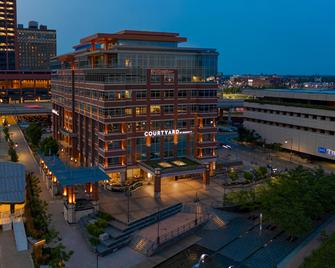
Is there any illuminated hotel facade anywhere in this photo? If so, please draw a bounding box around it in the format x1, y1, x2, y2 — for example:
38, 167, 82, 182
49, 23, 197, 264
51, 30, 218, 194
0, 0, 17, 70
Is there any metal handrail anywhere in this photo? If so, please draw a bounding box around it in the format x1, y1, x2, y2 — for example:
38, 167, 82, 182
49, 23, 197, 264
146, 214, 210, 255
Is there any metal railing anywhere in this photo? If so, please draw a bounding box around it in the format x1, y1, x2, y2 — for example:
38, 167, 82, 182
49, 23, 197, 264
146, 214, 210, 255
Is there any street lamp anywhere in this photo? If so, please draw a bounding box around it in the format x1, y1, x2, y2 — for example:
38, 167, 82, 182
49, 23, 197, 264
127, 185, 131, 223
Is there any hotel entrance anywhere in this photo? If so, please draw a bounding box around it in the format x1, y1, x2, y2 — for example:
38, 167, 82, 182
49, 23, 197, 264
139, 157, 210, 198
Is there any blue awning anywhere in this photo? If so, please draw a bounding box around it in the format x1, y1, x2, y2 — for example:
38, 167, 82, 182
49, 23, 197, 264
40, 155, 110, 186
0, 162, 25, 203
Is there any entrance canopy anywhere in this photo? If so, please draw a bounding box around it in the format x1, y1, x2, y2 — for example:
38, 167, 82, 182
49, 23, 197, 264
40, 155, 110, 186
139, 157, 205, 178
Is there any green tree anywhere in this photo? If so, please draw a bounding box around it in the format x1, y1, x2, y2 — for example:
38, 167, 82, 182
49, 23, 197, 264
45, 243, 73, 268
228, 170, 239, 182
300, 232, 335, 268
243, 171, 254, 183
26, 123, 42, 146
40, 137, 59, 156
3, 126, 9, 141
255, 166, 267, 180
8, 146, 18, 162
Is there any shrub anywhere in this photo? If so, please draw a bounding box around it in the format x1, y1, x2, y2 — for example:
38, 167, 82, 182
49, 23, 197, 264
97, 211, 112, 221
86, 224, 103, 237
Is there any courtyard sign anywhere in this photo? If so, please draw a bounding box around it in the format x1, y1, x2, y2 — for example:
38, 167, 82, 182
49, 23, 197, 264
144, 129, 192, 137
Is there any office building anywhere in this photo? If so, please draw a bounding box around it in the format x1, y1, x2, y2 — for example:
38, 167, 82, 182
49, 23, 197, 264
0, 0, 17, 70
17, 21, 56, 70
244, 89, 335, 161
51, 30, 218, 197
0, 70, 51, 103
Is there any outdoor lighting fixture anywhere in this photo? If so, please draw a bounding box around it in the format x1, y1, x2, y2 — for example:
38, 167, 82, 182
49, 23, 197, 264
158, 162, 173, 168
172, 160, 187, 166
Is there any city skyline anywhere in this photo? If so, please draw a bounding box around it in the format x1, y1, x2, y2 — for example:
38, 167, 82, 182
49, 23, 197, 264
18, 0, 335, 75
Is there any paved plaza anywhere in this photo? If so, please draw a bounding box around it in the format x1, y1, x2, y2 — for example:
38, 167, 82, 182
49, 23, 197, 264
100, 177, 224, 223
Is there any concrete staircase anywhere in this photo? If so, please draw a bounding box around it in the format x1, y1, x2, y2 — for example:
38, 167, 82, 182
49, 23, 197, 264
80, 203, 183, 256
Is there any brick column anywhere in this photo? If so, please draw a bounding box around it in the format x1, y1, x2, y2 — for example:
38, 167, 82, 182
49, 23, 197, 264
202, 165, 210, 185
154, 169, 161, 199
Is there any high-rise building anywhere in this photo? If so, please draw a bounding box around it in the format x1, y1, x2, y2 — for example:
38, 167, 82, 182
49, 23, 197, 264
51, 30, 218, 197
17, 21, 56, 70
0, 0, 17, 70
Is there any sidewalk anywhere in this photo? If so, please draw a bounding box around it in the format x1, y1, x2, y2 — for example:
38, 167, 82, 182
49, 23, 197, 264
0, 231, 33, 268
278, 215, 335, 268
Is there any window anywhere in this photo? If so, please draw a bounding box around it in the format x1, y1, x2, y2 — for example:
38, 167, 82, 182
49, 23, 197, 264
135, 122, 146, 131
136, 106, 147, 115
135, 90, 146, 99
178, 105, 188, 114
162, 105, 174, 114
164, 90, 174, 98
150, 105, 161, 113
178, 90, 187, 98
151, 90, 161, 99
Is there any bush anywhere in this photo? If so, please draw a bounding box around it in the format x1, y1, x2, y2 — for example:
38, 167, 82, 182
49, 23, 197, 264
86, 224, 103, 237
97, 211, 113, 221
89, 237, 99, 246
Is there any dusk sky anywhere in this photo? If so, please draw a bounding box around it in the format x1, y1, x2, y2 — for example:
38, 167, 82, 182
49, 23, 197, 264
18, 0, 335, 75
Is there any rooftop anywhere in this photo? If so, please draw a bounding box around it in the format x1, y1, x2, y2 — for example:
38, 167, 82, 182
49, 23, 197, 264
0, 162, 26, 204
40, 155, 110, 186
246, 88, 335, 95
79, 30, 187, 45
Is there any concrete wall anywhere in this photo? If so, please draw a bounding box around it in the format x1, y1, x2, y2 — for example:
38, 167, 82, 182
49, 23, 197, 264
244, 121, 335, 161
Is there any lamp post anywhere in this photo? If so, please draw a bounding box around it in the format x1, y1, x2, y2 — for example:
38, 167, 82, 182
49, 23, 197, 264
156, 206, 160, 245
127, 185, 130, 223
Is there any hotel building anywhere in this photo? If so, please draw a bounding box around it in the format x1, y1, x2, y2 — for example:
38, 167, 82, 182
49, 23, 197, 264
51, 30, 218, 196
0, 0, 17, 70
244, 89, 335, 161
17, 21, 56, 70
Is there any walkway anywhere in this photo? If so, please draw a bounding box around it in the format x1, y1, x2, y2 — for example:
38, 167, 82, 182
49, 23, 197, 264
278, 216, 335, 268
0, 230, 33, 268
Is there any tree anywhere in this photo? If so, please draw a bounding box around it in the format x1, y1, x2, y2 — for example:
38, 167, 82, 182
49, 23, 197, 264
40, 137, 59, 156
8, 146, 18, 162
3, 126, 9, 141
228, 169, 239, 182
45, 243, 73, 268
26, 123, 42, 146
300, 232, 335, 268
226, 167, 335, 237
255, 166, 267, 180
243, 171, 254, 183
